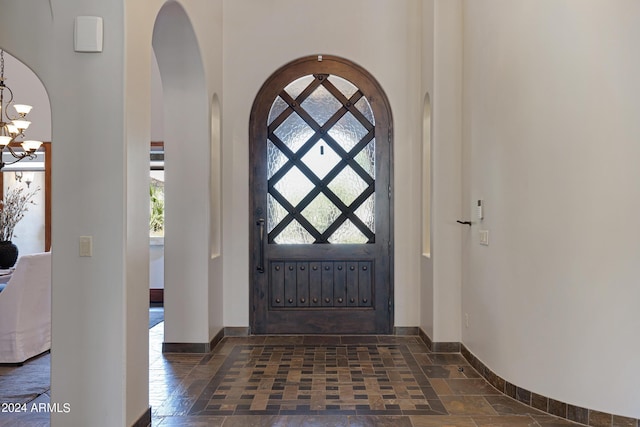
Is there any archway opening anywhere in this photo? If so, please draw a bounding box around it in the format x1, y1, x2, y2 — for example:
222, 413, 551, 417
150, 0, 212, 351
0, 47, 53, 413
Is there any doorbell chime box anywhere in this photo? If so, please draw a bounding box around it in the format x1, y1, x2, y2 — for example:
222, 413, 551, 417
74, 16, 103, 53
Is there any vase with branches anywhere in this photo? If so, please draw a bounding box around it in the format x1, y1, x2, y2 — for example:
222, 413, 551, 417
0, 186, 39, 268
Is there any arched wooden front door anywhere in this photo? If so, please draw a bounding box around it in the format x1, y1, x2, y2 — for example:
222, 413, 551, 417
250, 55, 393, 334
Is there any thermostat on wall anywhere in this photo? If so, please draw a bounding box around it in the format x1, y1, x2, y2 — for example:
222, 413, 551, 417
74, 16, 103, 53
477, 199, 484, 220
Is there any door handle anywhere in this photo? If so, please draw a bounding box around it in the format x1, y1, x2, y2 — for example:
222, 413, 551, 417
256, 218, 265, 273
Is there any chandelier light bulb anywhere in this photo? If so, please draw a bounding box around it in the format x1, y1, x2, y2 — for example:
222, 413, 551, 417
21, 140, 42, 152
12, 119, 30, 131
0, 49, 43, 170
23, 171, 35, 185
13, 104, 32, 116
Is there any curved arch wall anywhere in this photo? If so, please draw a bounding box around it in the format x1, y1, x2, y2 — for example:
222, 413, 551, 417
152, 1, 211, 345
461, 0, 640, 420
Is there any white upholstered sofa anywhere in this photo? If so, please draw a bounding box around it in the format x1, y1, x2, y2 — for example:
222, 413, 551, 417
0, 252, 51, 364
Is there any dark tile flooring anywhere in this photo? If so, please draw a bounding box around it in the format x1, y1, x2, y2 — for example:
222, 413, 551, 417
150, 325, 582, 427
1, 312, 583, 426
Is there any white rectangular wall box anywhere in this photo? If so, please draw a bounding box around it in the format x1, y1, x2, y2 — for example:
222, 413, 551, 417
479, 230, 489, 246
79, 236, 93, 257
74, 16, 103, 53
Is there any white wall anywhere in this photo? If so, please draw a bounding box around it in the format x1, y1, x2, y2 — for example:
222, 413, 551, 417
124, 3, 156, 423
420, 0, 435, 340
153, 1, 210, 345
462, 0, 640, 418
150, 50, 164, 142
0, 1, 140, 425
222, 0, 424, 328
152, 0, 224, 345
149, 239, 164, 289
420, 0, 463, 343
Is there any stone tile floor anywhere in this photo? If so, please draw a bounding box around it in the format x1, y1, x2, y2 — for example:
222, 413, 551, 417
150, 325, 581, 426
0, 319, 583, 426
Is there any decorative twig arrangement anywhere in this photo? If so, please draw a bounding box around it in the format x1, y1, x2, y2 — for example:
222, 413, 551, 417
0, 186, 39, 242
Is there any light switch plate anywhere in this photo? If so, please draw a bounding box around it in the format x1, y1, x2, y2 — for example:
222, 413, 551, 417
479, 230, 489, 246
79, 236, 93, 257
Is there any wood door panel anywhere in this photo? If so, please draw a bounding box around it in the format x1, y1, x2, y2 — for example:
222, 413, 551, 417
359, 261, 373, 307
267, 259, 374, 309
333, 262, 347, 307
296, 262, 309, 307
270, 262, 285, 307
262, 309, 381, 335
321, 262, 334, 307
309, 262, 322, 306
284, 262, 297, 307
346, 262, 359, 307
250, 55, 393, 334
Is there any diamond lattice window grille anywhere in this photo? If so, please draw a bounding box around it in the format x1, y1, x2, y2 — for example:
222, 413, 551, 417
266, 74, 376, 244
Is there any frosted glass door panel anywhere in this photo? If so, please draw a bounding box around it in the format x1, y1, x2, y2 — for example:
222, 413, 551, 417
266, 73, 376, 244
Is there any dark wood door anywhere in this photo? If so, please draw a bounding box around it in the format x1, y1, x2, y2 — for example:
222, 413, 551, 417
250, 56, 393, 334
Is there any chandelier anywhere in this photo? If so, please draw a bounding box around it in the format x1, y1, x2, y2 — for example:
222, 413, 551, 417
0, 50, 42, 170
